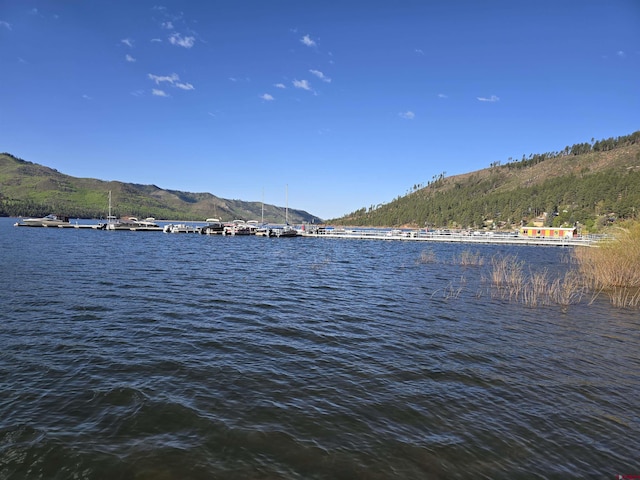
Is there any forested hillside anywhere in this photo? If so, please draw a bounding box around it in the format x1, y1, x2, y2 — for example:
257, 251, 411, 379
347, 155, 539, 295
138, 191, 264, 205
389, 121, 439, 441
332, 131, 640, 232
0, 154, 321, 224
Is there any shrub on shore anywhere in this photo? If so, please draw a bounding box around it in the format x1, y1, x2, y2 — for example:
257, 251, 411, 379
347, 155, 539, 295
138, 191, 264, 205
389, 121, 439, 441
573, 221, 640, 308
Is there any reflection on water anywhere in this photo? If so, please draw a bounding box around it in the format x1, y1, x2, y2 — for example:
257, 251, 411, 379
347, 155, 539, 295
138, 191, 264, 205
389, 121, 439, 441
1, 218, 638, 479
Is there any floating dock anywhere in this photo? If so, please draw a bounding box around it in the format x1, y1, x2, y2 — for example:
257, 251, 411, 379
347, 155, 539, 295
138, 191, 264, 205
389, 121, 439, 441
301, 229, 599, 247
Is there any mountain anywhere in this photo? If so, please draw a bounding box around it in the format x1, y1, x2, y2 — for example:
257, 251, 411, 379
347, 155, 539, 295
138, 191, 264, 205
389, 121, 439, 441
330, 131, 640, 231
0, 153, 322, 224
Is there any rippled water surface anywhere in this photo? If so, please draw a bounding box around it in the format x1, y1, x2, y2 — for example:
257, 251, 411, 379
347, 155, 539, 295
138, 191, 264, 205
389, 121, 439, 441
1, 217, 639, 479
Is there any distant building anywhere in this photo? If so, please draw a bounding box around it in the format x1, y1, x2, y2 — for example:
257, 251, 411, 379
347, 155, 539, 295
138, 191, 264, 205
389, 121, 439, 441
520, 227, 577, 238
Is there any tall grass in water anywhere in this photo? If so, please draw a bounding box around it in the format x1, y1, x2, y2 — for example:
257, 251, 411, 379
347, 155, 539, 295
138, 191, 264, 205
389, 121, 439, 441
574, 222, 640, 308
456, 249, 485, 266
490, 255, 585, 308
491, 255, 525, 301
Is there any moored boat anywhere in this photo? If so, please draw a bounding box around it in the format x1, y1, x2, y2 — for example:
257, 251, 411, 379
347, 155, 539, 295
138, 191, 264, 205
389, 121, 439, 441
200, 218, 225, 235
130, 217, 162, 231
19, 214, 70, 227
163, 223, 199, 233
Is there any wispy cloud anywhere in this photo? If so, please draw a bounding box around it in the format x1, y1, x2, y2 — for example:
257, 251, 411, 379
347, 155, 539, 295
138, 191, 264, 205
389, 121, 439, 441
260, 93, 274, 101
152, 89, 169, 97
148, 73, 194, 91
301, 34, 316, 47
292, 79, 312, 91
477, 95, 499, 102
149, 73, 179, 84
169, 32, 195, 48
175, 81, 194, 90
616, 50, 626, 58
399, 111, 415, 120
0, 21, 11, 30
309, 69, 331, 83
274, 83, 286, 89
82, 94, 92, 100
438, 93, 448, 99
121, 38, 133, 48
162, 21, 174, 30
125, 54, 136, 63
415, 48, 424, 55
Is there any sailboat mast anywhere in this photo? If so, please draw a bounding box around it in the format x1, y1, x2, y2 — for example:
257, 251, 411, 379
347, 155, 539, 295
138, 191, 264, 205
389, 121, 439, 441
285, 184, 288, 225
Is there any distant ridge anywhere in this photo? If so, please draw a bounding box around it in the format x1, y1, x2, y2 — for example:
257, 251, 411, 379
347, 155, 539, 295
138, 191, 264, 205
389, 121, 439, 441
330, 131, 640, 231
0, 153, 323, 224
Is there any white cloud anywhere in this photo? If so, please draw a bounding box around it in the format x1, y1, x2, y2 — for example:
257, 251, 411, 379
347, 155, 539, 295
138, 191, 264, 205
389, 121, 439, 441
82, 94, 92, 100
292, 79, 312, 91
121, 38, 133, 48
0, 21, 11, 30
152, 89, 169, 97
175, 82, 194, 91
309, 69, 331, 83
260, 93, 274, 101
130, 89, 145, 97
617, 50, 626, 58
169, 32, 195, 48
149, 73, 179, 84
148, 73, 194, 91
162, 21, 174, 30
477, 95, 499, 102
151, 38, 162, 43
415, 48, 424, 55
438, 93, 448, 99
399, 111, 415, 120
274, 83, 286, 89
125, 54, 136, 62
301, 34, 316, 47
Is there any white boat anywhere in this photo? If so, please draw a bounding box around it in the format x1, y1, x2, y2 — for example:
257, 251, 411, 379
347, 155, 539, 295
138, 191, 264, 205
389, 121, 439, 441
130, 217, 162, 231
106, 216, 139, 230
223, 220, 256, 235
163, 223, 199, 233
20, 214, 70, 227
255, 226, 273, 237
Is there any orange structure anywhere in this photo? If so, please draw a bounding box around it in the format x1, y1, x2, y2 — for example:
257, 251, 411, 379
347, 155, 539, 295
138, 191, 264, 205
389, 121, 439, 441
520, 227, 577, 238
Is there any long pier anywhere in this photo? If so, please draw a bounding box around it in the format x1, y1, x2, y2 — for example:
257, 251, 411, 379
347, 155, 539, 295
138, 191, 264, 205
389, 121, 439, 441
13, 220, 601, 247
301, 228, 600, 247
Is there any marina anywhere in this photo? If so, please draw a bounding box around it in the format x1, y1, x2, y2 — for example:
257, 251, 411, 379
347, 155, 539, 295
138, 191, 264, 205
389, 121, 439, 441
12, 218, 601, 246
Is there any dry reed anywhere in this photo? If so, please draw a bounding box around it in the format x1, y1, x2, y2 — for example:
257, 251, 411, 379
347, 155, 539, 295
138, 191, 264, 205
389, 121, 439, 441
574, 222, 640, 308
417, 249, 437, 264
490, 255, 585, 309
456, 249, 485, 266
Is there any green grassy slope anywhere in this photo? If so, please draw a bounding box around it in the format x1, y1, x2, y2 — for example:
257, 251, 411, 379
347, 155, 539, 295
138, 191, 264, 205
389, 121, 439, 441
0, 153, 322, 223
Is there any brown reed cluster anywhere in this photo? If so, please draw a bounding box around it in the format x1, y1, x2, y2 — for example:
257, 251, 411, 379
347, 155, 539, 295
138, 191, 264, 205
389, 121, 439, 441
573, 222, 640, 308
490, 255, 585, 309
456, 249, 485, 266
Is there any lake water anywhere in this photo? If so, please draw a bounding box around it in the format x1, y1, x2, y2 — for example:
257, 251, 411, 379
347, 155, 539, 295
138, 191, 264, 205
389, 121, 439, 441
1, 217, 638, 479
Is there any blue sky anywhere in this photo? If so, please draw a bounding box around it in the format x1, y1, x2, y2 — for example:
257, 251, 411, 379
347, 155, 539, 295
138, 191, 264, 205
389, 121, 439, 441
1, 1, 638, 220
